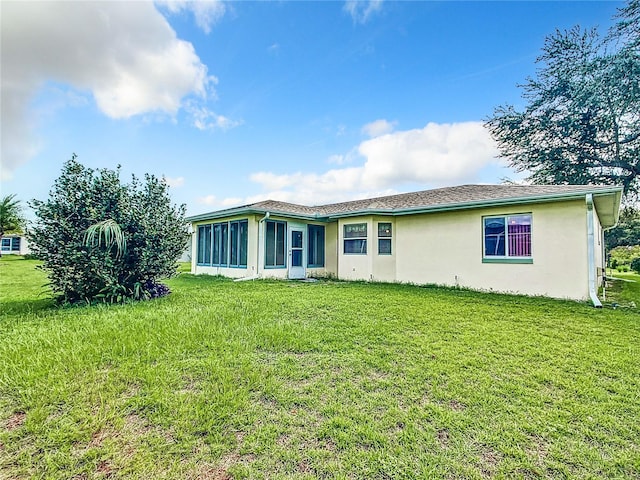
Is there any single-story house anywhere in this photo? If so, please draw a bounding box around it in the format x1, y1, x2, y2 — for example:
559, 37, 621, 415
186, 184, 622, 305
0, 234, 30, 256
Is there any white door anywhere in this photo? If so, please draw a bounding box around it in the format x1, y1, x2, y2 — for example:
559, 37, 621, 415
288, 226, 305, 279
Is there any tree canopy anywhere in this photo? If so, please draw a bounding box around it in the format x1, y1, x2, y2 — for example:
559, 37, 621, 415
29, 156, 189, 304
486, 0, 640, 199
0, 194, 26, 238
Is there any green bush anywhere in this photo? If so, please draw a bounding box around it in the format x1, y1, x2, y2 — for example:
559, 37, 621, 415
29, 156, 188, 304
631, 257, 640, 274
609, 245, 640, 267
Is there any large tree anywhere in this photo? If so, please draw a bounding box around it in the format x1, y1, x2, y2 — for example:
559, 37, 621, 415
0, 194, 26, 256
486, 1, 640, 198
29, 156, 189, 304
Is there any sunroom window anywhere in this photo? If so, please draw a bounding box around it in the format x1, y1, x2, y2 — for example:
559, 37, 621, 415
197, 220, 248, 267
265, 220, 286, 267
308, 225, 325, 267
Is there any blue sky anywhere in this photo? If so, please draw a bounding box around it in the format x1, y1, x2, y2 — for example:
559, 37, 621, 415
1, 1, 623, 217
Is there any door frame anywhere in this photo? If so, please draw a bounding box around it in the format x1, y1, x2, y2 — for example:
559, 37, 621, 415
288, 223, 306, 279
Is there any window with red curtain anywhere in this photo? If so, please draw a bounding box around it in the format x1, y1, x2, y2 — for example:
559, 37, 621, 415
483, 214, 532, 258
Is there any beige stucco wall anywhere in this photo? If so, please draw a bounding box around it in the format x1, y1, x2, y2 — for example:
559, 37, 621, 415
338, 217, 374, 281
394, 200, 590, 300
191, 197, 604, 300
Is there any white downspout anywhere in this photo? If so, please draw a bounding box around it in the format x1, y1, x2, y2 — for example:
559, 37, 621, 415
586, 194, 602, 308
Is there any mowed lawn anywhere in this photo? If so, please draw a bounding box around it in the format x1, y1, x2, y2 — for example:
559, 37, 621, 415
1, 257, 639, 479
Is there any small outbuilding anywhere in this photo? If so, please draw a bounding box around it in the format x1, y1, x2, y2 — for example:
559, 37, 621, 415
186, 184, 622, 305
0, 235, 30, 256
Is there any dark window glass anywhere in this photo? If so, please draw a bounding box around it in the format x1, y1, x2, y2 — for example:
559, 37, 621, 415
265, 220, 286, 267
344, 239, 367, 254
378, 222, 392, 237
344, 223, 367, 238
484, 215, 532, 258
276, 222, 286, 266
378, 239, 392, 255
266, 221, 275, 266
197, 225, 212, 264
292, 249, 302, 267
229, 220, 248, 267
230, 222, 239, 266
484, 218, 505, 257
239, 221, 248, 266
292, 230, 302, 248
308, 225, 325, 267
344, 223, 367, 254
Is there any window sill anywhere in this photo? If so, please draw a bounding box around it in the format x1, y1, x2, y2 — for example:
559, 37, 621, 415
482, 257, 533, 264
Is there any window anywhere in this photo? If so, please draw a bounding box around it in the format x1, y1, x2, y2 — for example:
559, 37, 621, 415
197, 220, 248, 267
229, 220, 248, 267
308, 225, 325, 267
483, 214, 532, 262
344, 223, 367, 254
11, 237, 20, 251
265, 220, 286, 267
197, 224, 212, 264
1, 238, 11, 251
378, 222, 392, 255
212, 222, 229, 266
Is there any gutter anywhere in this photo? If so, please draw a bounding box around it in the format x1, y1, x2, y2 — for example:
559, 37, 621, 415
586, 194, 602, 308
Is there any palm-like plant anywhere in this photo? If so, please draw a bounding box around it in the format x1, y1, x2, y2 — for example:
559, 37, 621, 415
0, 194, 26, 256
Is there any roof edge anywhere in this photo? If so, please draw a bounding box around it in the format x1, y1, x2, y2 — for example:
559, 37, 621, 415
327, 187, 624, 219
187, 186, 623, 223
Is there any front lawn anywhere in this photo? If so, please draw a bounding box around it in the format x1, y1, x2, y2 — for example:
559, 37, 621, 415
1, 256, 639, 478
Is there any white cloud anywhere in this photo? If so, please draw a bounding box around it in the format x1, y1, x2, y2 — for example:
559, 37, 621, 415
221, 197, 243, 207
268, 43, 280, 55
344, 0, 384, 24
220, 121, 500, 206
197, 194, 218, 205
0, 1, 227, 179
187, 103, 242, 131
361, 119, 396, 138
156, 0, 226, 34
164, 176, 185, 188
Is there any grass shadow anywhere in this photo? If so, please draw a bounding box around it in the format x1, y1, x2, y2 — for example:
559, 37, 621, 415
0, 297, 57, 317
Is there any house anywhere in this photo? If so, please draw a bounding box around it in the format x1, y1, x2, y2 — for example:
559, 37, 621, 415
0, 234, 30, 256
186, 184, 622, 305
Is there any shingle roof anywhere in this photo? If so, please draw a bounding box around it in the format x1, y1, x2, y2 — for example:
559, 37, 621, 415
316, 184, 619, 215
187, 184, 622, 224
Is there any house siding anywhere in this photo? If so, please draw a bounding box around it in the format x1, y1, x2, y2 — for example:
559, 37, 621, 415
188, 190, 617, 302
394, 199, 590, 300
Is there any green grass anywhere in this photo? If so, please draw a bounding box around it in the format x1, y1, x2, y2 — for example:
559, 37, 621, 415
605, 269, 640, 307
1, 255, 639, 479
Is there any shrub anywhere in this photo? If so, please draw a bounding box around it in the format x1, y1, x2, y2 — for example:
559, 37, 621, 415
609, 245, 640, 267
29, 156, 188, 304
631, 257, 640, 274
